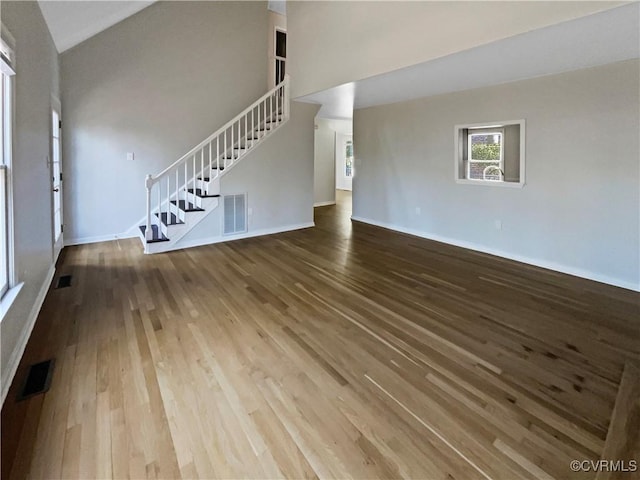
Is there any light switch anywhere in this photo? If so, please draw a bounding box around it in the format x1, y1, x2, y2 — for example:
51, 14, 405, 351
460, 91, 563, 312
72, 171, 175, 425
127, 152, 135, 161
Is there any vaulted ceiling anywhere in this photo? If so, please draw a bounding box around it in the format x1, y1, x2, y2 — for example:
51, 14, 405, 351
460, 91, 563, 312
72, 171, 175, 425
38, 1, 156, 52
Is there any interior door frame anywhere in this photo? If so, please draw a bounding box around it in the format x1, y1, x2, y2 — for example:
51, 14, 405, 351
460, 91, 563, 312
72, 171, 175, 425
335, 133, 353, 191
51, 95, 63, 262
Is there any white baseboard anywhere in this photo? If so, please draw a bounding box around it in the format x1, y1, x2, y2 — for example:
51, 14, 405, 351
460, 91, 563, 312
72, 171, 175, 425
314, 201, 336, 207
65, 232, 138, 246
1, 262, 56, 404
166, 222, 315, 253
351, 215, 639, 292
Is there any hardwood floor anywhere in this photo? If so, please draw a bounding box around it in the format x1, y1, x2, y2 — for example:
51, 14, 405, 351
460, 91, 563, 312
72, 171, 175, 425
2, 190, 639, 479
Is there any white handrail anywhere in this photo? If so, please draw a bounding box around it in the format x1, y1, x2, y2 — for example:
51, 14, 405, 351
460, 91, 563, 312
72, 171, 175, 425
150, 75, 290, 183
143, 75, 290, 242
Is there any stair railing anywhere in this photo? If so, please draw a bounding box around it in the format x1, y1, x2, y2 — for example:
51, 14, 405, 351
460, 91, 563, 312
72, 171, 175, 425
144, 75, 290, 240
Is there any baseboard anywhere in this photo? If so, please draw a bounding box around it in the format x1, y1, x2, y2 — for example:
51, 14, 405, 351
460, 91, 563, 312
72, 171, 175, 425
1, 262, 56, 404
65, 232, 138, 246
351, 216, 639, 292
166, 221, 315, 253
314, 201, 336, 207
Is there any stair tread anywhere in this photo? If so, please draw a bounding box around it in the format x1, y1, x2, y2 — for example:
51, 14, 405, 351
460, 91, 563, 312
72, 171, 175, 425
170, 200, 204, 212
139, 224, 170, 243
156, 212, 184, 225
187, 188, 220, 198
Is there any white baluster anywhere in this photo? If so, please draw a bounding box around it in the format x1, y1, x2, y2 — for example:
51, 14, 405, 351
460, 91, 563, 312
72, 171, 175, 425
217, 136, 220, 174
166, 176, 170, 222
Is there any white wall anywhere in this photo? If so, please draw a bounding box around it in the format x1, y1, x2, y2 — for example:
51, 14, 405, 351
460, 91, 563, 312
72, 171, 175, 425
352, 60, 640, 291
61, 1, 269, 244
1, 1, 60, 401
288, 1, 624, 98
314, 118, 352, 206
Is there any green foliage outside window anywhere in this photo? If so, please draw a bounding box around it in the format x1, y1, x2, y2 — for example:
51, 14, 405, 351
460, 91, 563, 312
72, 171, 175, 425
471, 143, 501, 160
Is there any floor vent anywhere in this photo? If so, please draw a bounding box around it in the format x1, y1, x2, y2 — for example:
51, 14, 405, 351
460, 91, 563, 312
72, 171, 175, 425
55, 275, 72, 289
18, 359, 55, 401
223, 193, 247, 235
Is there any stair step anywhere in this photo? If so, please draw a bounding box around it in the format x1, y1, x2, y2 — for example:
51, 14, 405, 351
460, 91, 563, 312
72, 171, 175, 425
187, 188, 220, 198
139, 224, 169, 243
170, 200, 204, 212
156, 212, 184, 226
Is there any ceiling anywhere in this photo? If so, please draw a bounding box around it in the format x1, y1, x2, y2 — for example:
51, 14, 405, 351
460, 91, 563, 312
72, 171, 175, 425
38, 1, 156, 53
298, 3, 640, 120
39, 0, 286, 53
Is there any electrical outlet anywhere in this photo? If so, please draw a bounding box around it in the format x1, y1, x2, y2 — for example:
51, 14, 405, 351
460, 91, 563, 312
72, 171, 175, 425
495, 219, 502, 230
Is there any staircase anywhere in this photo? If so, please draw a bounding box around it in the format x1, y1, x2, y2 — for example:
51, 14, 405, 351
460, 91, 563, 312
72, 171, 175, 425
138, 76, 290, 253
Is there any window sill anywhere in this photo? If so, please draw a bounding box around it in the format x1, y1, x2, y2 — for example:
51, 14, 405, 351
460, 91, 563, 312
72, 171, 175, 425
455, 179, 525, 189
0, 282, 24, 322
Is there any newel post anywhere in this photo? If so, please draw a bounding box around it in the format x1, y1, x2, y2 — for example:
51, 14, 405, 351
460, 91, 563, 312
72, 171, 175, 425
283, 74, 290, 120
145, 174, 153, 241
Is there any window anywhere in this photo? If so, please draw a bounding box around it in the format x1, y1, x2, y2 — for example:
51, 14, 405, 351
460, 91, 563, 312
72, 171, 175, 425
455, 120, 525, 187
1, 27, 15, 299
345, 139, 353, 177
274, 29, 286, 85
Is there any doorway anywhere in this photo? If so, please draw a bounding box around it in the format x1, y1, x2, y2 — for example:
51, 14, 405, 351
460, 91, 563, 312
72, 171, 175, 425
336, 134, 353, 192
51, 100, 63, 260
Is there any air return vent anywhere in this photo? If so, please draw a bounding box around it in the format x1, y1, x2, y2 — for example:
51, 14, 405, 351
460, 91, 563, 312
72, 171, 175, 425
55, 274, 72, 289
223, 194, 247, 235
18, 359, 55, 401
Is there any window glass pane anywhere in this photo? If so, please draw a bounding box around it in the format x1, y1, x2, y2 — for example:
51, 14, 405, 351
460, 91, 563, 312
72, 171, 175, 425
275, 31, 286, 58
345, 140, 353, 177
468, 132, 502, 181
52, 110, 60, 138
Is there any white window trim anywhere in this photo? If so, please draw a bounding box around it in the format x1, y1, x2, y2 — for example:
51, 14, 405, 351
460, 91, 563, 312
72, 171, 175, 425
454, 119, 526, 188
467, 128, 504, 183
1, 23, 18, 318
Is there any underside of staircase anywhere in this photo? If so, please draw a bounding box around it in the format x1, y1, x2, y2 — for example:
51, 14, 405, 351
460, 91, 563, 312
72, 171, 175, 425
137, 77, 289, 254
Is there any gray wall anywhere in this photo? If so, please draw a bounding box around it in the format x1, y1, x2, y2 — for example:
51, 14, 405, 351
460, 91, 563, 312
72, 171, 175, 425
61, 1, 269, 243
353, 60, 639, 290
1, 1, 60, 398
314, 119, 336, 206
313, 118, 352, 206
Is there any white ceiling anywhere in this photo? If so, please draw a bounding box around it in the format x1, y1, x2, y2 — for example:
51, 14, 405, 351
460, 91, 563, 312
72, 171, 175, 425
299, 3, 640, 120
38, 1, 156, 53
